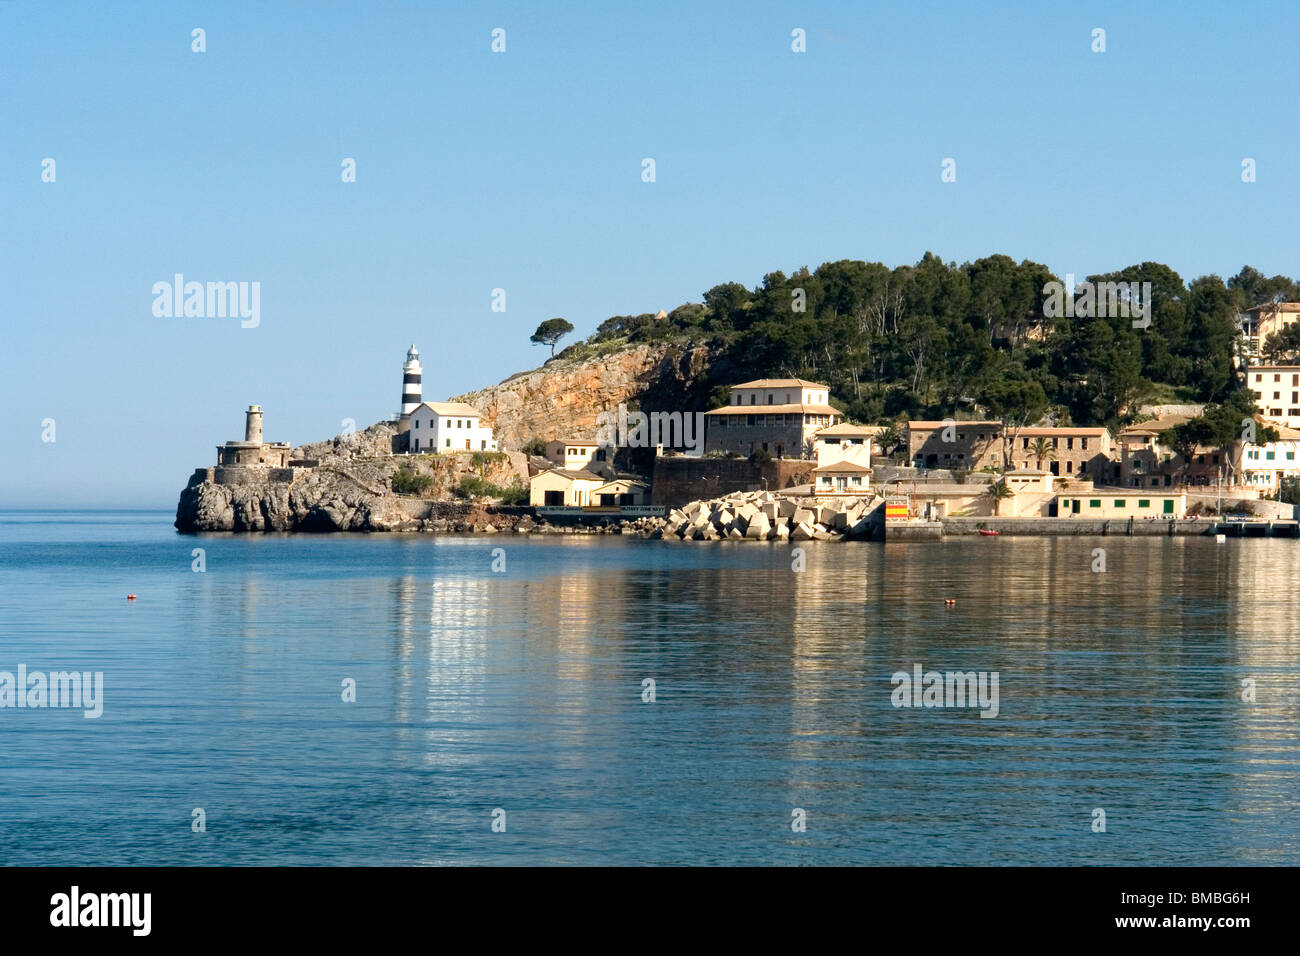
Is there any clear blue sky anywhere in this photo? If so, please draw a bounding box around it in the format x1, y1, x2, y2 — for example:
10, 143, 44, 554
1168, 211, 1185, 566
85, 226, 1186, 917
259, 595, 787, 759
4, 0, 1298, 507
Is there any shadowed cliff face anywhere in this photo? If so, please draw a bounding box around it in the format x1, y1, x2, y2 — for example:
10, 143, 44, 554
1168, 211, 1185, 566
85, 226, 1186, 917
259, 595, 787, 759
452, 342, 713, 449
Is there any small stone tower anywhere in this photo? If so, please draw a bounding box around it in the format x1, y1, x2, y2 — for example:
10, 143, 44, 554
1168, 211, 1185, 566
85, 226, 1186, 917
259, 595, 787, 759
401, 345, 422, 419
244, 404, 263, 443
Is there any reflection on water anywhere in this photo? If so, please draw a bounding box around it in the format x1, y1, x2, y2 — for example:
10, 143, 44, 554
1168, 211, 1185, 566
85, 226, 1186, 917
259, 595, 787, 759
0, 512, 1296, 865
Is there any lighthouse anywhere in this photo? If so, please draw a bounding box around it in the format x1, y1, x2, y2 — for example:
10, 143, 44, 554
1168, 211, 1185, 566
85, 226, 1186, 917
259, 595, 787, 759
401, 345, 422, 419
244, 404, 263, 443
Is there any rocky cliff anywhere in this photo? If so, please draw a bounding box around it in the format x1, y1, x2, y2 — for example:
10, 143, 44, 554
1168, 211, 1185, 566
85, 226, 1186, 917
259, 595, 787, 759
453, 342, 712, 448
177, 339, 716, 533
176, 422, 529, 533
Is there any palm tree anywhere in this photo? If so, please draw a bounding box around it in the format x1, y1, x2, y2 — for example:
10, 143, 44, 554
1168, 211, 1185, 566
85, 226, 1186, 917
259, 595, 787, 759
1028, 437, 1057, 471
876, 422, 903, 461
985, 479, 1014, 516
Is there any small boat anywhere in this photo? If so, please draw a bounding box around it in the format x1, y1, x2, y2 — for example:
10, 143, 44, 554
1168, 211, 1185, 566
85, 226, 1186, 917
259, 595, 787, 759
978, 529, 1000, 536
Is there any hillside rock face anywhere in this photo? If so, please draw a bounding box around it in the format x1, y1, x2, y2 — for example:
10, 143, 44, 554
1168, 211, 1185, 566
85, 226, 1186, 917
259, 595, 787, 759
453, 342, 711, 449
176, 440, 529, 533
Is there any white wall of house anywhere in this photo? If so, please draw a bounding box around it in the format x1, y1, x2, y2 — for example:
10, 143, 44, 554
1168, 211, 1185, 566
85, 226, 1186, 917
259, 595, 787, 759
409, 405, 498, 454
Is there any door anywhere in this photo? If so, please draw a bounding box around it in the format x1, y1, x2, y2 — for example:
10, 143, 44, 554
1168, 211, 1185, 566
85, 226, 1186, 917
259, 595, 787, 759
1163, 499, 1174, 514
1072, 499, 1080, 515
465, 439, 471, 450
544, 490, 564, 506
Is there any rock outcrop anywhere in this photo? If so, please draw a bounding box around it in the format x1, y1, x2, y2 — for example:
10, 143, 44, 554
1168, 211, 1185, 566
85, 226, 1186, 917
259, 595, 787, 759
176, 431, 529, 533
452, 342, 711, 449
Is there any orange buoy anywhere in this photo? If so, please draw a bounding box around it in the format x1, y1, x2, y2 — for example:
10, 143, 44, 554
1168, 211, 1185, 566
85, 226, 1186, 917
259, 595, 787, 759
127, 594, 137, 601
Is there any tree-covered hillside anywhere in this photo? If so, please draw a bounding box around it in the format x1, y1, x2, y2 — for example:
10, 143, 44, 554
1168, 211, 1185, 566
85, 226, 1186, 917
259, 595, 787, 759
565, 255, 1299, 431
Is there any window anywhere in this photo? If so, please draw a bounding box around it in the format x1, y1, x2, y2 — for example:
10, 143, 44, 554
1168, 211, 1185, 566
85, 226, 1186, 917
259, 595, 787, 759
1022, 437, 1029, 449
1138, 499, 1150, 508
1081, 437, 1089, 450
1288, 452, 1295, 461
749, 394, 756, 405
1276, 374, 1282, 382
596, 449, 607, 461
747, 416, 755, 426
414, 420, 419, 428
1163, 499, 1174, 514
767, 395, 773, 404
1089, 500, 1101, 508
1067, 437, 1074, 450
1267, 451, 1275, 460
1067, 461, 1074, 473
445, 438, 451, 448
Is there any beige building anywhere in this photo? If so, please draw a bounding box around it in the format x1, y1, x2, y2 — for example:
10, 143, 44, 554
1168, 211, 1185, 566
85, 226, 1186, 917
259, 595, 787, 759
1238, 302, 1300, 364
705, 378, 841, 458
1007, 426, 1111, 480
543, 439, 614, 478
1246, 365, 1300, 429
907, 421, 1004, 471
812, 460, 872, 495
814, 422, 874, 469
590, 478, 651, 506
529, 468, 605, 506
1118, 414, 1227, 489
1057, 488, 1187, 518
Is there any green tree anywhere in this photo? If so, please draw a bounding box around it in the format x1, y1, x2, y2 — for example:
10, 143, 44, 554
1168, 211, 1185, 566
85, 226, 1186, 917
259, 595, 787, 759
983, 377, 1049, 470
1028, 437, 1056, 470
530, 318, 575, 356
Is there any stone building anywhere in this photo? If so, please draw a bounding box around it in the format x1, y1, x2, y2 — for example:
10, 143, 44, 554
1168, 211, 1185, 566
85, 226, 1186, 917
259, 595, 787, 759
216, 405, 291, 467
1006, 426, 1112, 479
704, 378, 842, 458
906, 421, 1004, 471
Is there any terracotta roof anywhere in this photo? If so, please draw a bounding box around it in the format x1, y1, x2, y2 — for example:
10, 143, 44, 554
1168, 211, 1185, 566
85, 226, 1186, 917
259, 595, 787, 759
1245, 303, 1300, 314
907, 420, 1002, 430
706, 404, 840, 416
816, 422, 881, 437
534, 467, 606, 482
1120, 414, 1195, 435
593, 478, 650, 492
813, 460, 873, 473
414, 401, 483, 417
730, 378, 829, 389
1015, 426, 1108, 437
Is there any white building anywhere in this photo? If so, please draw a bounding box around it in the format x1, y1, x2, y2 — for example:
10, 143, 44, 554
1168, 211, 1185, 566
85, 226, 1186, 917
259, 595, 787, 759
813, 422, 874, 469
1239, 422, 1300, 496
408, 401, 497, 454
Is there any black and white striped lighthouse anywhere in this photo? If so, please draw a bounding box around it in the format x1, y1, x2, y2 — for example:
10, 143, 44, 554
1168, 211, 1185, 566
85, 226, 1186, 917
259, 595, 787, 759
401, 345, 422, 419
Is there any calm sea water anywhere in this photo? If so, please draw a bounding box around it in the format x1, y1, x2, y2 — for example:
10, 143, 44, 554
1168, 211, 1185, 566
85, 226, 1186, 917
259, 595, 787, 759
0, 510, 1297, 865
